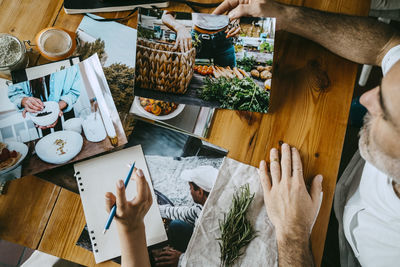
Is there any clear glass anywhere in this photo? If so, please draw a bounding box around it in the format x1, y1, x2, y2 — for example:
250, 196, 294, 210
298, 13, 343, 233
0, 33, 28, 75
38, 29, 72, 58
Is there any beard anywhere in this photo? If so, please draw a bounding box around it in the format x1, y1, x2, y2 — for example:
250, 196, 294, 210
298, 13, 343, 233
359, 113, 400, 183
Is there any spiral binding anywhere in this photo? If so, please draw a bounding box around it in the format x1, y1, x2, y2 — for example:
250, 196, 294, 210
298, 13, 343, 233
75, 171, 99, 253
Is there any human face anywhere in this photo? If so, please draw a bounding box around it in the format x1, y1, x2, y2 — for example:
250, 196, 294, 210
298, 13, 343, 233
189, 183, 201, 204
359, 61, 400, 182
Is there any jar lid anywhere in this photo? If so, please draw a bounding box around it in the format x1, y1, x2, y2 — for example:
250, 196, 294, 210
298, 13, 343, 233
35, 27, 76, 61
0, 33, 25, 68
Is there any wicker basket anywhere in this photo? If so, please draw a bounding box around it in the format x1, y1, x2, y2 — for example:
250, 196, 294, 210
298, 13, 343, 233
136, 38, 196, 94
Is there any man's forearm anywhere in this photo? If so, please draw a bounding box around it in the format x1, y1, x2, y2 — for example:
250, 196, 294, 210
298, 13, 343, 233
276, 234, 314, 267
279, 4, 400, 65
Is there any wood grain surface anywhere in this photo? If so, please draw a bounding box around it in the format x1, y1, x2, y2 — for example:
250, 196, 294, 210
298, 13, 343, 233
0, 0, 370, 266
0, 176, 60, 248
37, 189, 119, 267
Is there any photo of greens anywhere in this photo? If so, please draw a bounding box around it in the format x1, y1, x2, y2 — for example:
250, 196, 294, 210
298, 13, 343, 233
135, 8, 276, 114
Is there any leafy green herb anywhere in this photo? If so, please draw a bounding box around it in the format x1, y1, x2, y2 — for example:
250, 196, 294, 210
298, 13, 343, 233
138, 25, 155, 39
266, 59, 273, 66
259, 42, 274, 53
199, 77, 270, 113
237, 56, 256, 72
217, 184, 257, 267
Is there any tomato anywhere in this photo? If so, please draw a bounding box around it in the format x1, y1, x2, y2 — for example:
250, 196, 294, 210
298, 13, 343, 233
152, 105, 162, 116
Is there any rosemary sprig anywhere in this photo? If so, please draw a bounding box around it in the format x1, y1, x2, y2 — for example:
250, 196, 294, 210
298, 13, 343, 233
217, 184, 257, 267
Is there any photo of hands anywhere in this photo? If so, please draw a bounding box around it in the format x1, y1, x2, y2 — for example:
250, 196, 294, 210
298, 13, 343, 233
135, 7, 276, 113
0, 54, 127, 180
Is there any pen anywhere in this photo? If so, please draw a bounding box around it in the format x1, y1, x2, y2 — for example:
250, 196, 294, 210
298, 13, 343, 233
103, 162, 136, 234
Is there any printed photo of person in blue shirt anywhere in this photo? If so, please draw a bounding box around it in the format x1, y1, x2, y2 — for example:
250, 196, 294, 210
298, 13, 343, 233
8, 65, 82, 130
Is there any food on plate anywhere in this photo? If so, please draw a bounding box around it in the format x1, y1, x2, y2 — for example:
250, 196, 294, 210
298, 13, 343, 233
0, 143, 21, 171
54, 139, 66, 155
194, 65, 213, 76
36, 111, 52, 117
251, 69, 260, 78
139, 97, 178, 116
260, 70, 272, 80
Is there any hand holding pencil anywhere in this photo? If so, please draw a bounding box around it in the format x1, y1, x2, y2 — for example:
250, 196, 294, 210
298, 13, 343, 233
105, 167, 153, 267
104, 168, 153, 234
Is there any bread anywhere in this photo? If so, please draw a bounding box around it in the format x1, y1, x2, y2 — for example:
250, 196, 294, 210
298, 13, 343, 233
260, 70, 272, 80
251, 69, 260, 78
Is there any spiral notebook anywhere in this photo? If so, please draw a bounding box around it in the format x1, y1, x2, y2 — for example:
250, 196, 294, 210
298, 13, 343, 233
74, 145, 167, 263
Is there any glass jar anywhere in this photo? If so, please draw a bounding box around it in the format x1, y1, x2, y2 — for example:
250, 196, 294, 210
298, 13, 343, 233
0, 33, 28, 75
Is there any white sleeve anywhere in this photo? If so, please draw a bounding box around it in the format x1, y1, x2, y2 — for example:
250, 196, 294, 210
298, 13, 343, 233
381, 44, 400, 76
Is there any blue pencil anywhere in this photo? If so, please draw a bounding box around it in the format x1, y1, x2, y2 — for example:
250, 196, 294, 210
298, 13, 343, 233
103, 162, 136, 234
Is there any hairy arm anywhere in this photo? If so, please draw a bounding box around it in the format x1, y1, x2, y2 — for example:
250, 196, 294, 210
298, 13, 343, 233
284, 5, 400, 65
214, 0, 400, 65
258, 144, 323, 267
276, 234, 314, 267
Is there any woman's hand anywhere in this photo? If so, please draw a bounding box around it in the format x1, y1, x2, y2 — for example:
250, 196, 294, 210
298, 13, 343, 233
105, 168, 153, 234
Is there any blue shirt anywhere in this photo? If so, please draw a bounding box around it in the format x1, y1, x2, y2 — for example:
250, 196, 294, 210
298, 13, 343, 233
8, 64, 82, 113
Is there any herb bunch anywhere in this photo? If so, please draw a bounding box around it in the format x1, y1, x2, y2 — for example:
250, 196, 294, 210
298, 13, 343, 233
237, 56, 256, 72
199, 77, 270, 113
217, 184, 257, 267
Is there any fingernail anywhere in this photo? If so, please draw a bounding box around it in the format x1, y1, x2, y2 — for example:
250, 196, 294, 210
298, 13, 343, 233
137, 169, 144, 177
260, 160, 266, 168
117, 180, 124, 188
316, 175, 323, 183
291, 147, 296, 151
271, 148, 277, 153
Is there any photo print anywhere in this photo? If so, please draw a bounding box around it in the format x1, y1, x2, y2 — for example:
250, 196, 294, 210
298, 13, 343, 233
134, 7, 276, 113
0, 54, 127, 181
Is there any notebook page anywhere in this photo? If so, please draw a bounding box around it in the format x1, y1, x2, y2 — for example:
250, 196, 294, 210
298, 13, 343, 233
74, 145, 167, 263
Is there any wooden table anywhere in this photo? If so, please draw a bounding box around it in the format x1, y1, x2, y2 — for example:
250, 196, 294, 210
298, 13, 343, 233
0, 0, 369, 266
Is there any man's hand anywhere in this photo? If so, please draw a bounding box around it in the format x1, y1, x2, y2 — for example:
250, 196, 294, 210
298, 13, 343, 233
174, 25, 192, 53
105, 168, 153, 234
259, 143, 322, 266
155, 247, 182, 267
21, 97, 44, 114
225, 19, 241, 38
259, 143, 323, 240
213, 0, 283, 22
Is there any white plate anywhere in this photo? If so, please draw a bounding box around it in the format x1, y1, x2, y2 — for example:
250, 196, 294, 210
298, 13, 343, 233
0, 141, 28, 175
35, 131, 83, 165
134, 97, 185, 121
27, 101, 59, 127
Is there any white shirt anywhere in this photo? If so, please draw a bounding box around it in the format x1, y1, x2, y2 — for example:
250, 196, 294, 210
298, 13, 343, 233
343, 44, 400, 266
343, 163, 400, 267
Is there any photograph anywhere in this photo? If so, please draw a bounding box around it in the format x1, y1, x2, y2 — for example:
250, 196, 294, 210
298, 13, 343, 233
73, 14, 137, 114
134, 7, 276, 113
0, 54, 127, 181
77, 119, 228, 266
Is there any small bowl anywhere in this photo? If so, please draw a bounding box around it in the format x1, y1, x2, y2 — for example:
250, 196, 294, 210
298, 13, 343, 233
27, 101, 59, 127
64, 118, 83, 134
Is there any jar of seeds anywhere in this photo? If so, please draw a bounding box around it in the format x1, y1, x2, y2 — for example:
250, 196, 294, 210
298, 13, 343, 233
0, 33, 28, 75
